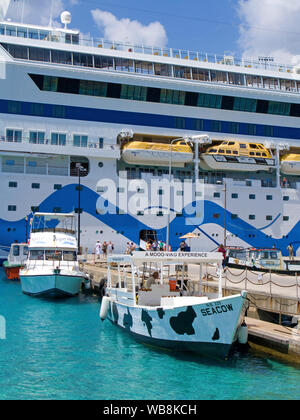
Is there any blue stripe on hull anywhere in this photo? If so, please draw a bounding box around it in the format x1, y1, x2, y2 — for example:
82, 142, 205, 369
0, 98, 300, 141
23, 288, 74, 298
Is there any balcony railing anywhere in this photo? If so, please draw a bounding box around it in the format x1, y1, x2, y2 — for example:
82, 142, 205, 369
0, 22, 295, 75
0, 134, 119, 151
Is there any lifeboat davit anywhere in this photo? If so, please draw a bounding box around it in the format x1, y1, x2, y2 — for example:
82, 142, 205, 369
121, 140, 193, 167
200, 141, 275, 172
281, 154, 300, 175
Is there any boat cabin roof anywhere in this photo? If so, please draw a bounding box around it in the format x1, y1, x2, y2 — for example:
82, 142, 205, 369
108, 251, 223, 266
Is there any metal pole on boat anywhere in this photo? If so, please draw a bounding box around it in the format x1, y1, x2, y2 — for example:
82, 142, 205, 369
131, 262, 136, 306
166, 138, 179, 251
218, 262, 223, 298
199, 263, 203, 295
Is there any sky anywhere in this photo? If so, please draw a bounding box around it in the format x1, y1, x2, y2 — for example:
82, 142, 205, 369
3, 0, 300, 65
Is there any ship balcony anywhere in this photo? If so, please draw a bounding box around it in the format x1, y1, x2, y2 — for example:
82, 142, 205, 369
0, 134, 120, 159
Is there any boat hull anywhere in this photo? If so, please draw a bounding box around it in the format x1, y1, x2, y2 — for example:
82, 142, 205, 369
106, 293, 247, 359
20, 274, 85, 297
3, 262, 22, 281
122, 149, 193, 167
281, 161, 300, 175
200, 154, 275, 172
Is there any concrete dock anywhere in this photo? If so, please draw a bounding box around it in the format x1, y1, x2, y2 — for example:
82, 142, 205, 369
82, 257, 300, 363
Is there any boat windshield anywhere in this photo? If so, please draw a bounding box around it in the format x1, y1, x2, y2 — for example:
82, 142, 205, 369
29, 250, 44, 260
29, 250, 77, 261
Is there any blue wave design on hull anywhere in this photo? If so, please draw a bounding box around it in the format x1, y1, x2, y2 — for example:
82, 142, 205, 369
0, 184, 298, 256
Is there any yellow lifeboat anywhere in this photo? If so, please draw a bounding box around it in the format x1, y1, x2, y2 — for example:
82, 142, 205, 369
200, 140, 275, 172
121, 140, 193, 167
281, 154, 300, 175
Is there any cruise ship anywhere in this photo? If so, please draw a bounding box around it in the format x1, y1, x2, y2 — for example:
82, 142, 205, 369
1, 2, 300, 256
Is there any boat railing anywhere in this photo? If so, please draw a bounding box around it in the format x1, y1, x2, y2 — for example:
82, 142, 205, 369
30, 228, 76, 235
0, 22, 295, 74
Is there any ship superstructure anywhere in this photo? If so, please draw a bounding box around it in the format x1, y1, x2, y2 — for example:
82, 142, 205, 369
1, 6, 300, 255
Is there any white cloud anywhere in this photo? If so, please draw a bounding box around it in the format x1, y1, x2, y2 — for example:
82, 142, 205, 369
237, 0, 300, 65
91, 9, 168, 47
5, 0, 65, 26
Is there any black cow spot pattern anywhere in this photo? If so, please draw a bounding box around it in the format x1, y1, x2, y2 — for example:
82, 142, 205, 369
169, 306, 197, 336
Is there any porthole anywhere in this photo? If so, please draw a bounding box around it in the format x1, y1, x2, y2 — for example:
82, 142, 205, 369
98, 162, 104, 168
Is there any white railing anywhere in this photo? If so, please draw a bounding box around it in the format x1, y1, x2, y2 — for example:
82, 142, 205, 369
0, 22, 295, 75
0, 134, 119, 151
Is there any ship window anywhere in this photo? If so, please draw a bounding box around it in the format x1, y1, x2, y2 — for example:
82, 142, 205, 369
213, 192, 220, 198
192, 68, 210, 81
240, 144, 247, 148
266, 195, 273, 200
283, 216, 289, 221
209, 149, 217, 153
54, 184, 62, 190
249, 144, 258, 149
31, 183, 40, 189
115, 58, 134, 72
232, 151, 238, 155
73, 53, 93, 67
52, 50, 72, 65
283, 196, 289, 201
8, 101, 22, 114
255, 152, 261, 157
29, 47, 50, 62
51, 133, 66, 145
43, 76, 58, 92
6, 129, 22, 143
264, 126, 274, 137
213, 213, 220, 219
174, 66, 191, 79
9, 182, 17, 188
218, 149, 225, 154
225, 150, 232, 154
249, 194, 256, 199
8, 205, 16, 211
135, 61, 154, 75
211, 121, 222, 132
73, 135, 88, 147
246, 124, 257, 135
94, 55, 114, 70
266, 215, 273, 221
262, 153, 267, 157
231, 214, 238, 219
268, 101, 291, 116
31, 206, 39, 212
232, 193, 238, 198
121, 84, 147, 101
198, 94, 222, 109
250, 152, 255, 156
79, 80, 107, 97
160, 89, 185, 105
249, 215, 255, 220
29, 131, 45, 144
228, 142, 235, 146
233, 97, 257, 112
174, 117, 186, 129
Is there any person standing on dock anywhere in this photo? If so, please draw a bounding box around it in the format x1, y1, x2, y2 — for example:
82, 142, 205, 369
218, 244, 227, 268
287, 244, 294, 260
95, 240, 102, 260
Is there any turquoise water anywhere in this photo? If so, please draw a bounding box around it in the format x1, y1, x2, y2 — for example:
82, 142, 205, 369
0, 268, 300, 400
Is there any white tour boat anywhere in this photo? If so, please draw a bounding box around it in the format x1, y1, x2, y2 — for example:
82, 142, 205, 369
20, 212, 89, 298
100, 251, 249, 359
